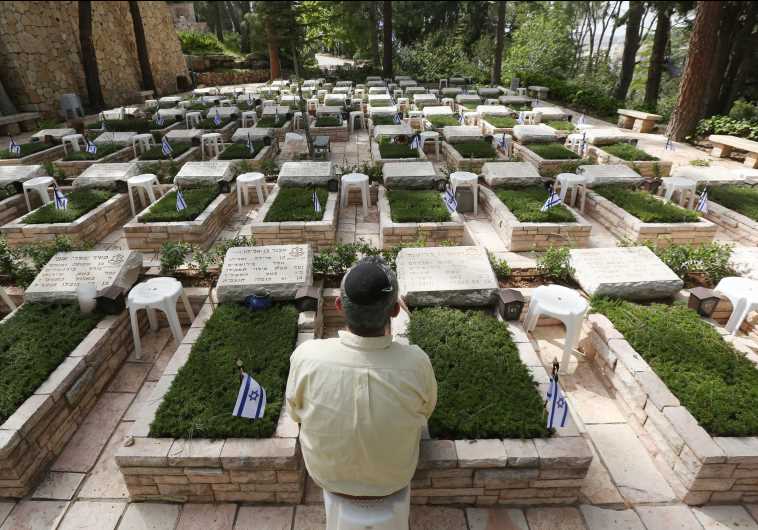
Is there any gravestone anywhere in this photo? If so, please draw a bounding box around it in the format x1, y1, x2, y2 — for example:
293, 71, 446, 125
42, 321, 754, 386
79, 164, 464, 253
512, 125, 558, 144
481, 162, 541, 187
424, 106, 454, 117
73, 163, 139, 190
216, 244, 313, 303
93, 132, 138, 146
157, 108, 186, 120
577, 165, 645, 186
0, 165, 45, 187
477, 105, 510, 117
24, 250, 143, 303
277, 162, 335, 187
382, 161, 438, 189
174, 161, 234, 187
397, 246, 498, 307
31, 128, 76, 143
730, 247, 758, 280
231, 127, 274, 144
165, 129, 202, 143
206, 106, 240, 119
569, 246, 683, 300
442, 126, 482, 144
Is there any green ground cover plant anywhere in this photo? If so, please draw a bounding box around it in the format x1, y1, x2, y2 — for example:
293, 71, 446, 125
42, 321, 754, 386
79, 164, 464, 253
526, 143, 580, 160
495, 186, 576, 223
0, 184, 18, 201
408, 307, 549, 439
452, 141, 497, 158
594, 185, 699, 223
624, 240, 735, 286
198, 117, 235, 129
138, 143, 192, 161
256, 117, 288, 128
482, 115, 516, 128
387, 190, 451, 223
428, 115, 459, 128
24, 189, 113, 224
314, 116, 342, 127
0, 235, 88, 288
378, 143, 419, 159
546, 120, 576, 131
707, 186, 758, 221
593, 298, 758, 437
89, 118, 162, 134
150, 304, 297, 438
0, 142, 53, 159
140, 186, 219, 223
537, 246, 575, 283
602, 142, 659, 161
218, 142, 264, 160
61, 143, 122, 161
264, 187, 328, 222
371, 115, 397, 126
0, 303, 100, 424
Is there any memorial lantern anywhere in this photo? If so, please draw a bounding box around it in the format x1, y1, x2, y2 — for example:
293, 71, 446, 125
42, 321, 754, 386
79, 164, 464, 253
295, 286, 320, 312
497, 289, 525, 321
688, 287, 720, 317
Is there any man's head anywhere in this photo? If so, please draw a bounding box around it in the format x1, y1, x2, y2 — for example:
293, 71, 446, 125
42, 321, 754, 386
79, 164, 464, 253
336, 256, 400, 337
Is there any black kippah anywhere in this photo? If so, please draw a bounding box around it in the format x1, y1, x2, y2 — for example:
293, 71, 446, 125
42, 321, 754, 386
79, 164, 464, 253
344, 262, 393, 305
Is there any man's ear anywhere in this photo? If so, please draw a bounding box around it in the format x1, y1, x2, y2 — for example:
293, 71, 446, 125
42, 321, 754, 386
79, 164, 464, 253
389, 301, 401, 318
335, 297, 343, 313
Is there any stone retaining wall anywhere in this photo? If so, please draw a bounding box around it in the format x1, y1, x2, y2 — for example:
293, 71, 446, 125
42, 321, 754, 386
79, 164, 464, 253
480, 186, 591, 251
135, 146, 200, 173
703, 200, 758, 245
196, 69, 270, 86
442, 142, 506, 173
309, 121, 349, 143
0, 193, 40, 227
370, 143, 427, 166
587, 145, 672, 178
514, 144, 582, 178
0, 193, 131, 247
54, 147, 135, 178
0, 145, 65, 167
584, 190, 716, 247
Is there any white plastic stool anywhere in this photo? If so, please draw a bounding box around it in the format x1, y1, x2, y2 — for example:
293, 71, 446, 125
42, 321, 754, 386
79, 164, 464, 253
524, 111, 542, 125
127, 277, 195, 360
186, 111, 202, 129
219, 99, 233, 107
450, 171, 479, 215
241, 111, 257, 128
397, 98, 410, 113
524, 285, 588, 374
177, 100, 191, 109
22, 176, 55, 211
132, 133, 154, 158
463, 111, 479, 126
201, 133, 222, 160
237, 172, 266, 211
323, 487, 410, 530
419, 131, 440, 157
715, 277, 758, 335
293, 111, 304, 130
62, 134, 86, 154
127, 174, 162, 216
341, 173, 370, 217
565, 133, 586, 156
144, 99, 158, 110
349, 111, 366, 132
442, 98, 455, 110
0, 286, 16, 312
660, 177, 697, 209
517, 88, 527, 96
555, 173, 589, 206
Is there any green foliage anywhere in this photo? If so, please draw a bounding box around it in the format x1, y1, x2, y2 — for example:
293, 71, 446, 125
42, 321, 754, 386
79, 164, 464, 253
696, 115, 758, 141
314, 116, 342, 127
626, 240, 735, 286
603, 143, 659, 162
453, 141, 497, 159
260, 159, 279, 178
537, 246, 574, 283
408, 307, 549, 439
159, 241, 193, 274
312, 242, 377, 277
24, 189, 113, 224
141, 187, 219, 223
0, 142, 53, 159
150, 304, 299, 439
218, 142, 263, 160
371, 115, 398, 126
428, 115, 460, 128
139, 143, 192, 161
387, 190, 451, 223
0, 235, 85, 288
594, 185, 699, 223
482, 115, 516, 128
707, 186, 758, 222
89, 119, 158, 134
264, 187, 328, 222
592, 299, 758, 437
690, 159, 711, 167
0, 304, 100, 424
488, 251, 512, 281
197, 117, 234, 130
61, 143, 122, 161
256, 116, 288, 128
526, 143, 580, 160
379, 143, 419, 159
546, 120, 575, 132
336, 160, 383, 184
504, 12, 575, 80
495, 186, 575, 223
396, 30, 493, 83
158, 235, 255, 275
0, 185, 17, 201
515, 71, 621, 118
728, 100, 758, 123
178, 31, 225, 55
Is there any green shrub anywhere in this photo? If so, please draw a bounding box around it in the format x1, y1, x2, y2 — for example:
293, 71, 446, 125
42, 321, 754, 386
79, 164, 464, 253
89, 119, 157, 134
526, 143, 580, 160
264, 187, 328, 222
387, 190, 450, 223
594, 185, 699, 223
488, 251, 512, 280
629, 240, 735, 286
218, 142, 263, 160
178, 31, 225, 55
61, 143, 122, 161
140, 187, 219, 223
603, 143, 659, 161
495, 186, 576, 223
314, 116, 342, 127
696, 115, 758, 141
0, 142, 53, 159
408, 307, 548, 439
379, 143, 419, 159
690, 159, 711, 167
24, 189, 113, 224
371, 115, 397, 126
453, 141, 497, 159
256, 116, 289, 128
0, 304, 101, 424
0, 235, 86, 288
428, 115, 459, 128
707, 186, 758, 222
0, 184, 18, 201
536, 246, 574, 283
593, 298, 758, 437
150, 304, 298, 438
546, 120, 575, 132
198, 117, 234, 130
482, 115, 516, 128
159, 241, 194, 274
728, 99, 758, 123
138, 143, 192, 161
313, 242, 376, 277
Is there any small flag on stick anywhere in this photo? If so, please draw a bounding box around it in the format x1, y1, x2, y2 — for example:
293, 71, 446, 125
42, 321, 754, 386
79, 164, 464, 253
161, 137, 173, 157
497, 134, 510, 157
410, 133, 422, 150
665, 136, 675, 151
213, 112, 222, 126
86, 138, 98, 155
176, 190, 187, 212
517, 111, 525, 125
577, 114, 585, 126
8, 136, 21, 156
540, 186, 562, 212
546, 361, 569, 430
53, 186, 68, 210
312, 189, 321, 213
443, 184, 458, 213
696, 188, 709, 213
232, 372, 267, 420
393, 113, 402, 125
154, 113, 164, 127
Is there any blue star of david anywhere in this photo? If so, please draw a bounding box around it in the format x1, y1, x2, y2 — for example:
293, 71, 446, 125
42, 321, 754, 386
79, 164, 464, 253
248, 389, 260, 401
557, 397, 566, 408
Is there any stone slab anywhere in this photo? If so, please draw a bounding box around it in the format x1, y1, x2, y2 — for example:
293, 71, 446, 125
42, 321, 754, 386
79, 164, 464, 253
31, 128, 77, 143
729, 247, 758, 280
476, 105, 510, 116
93, 132, 138, 146
0, 164, 45, 187
442, 126, 482, 144
512, 125, 557, 144
164, 129, 202, 143
118, 503, 180, 530
397, 246, 497, 307
692, 506, 758, 530
455, 95, 483, 104
670, 165, 743, 186
424, 106, 454, 117
157, 108, 186, 120
73, 163, 139, 190
481, 162, 541, 186
583, 128, 634, 146
580, 506, 645, 530
569, 246, 683, 300
382, 161, 437, 188
635, 505, 703, 530
373, 124, 413, 139
206, 106, 240, 118
277, 161, 335, 187
467, 508, 528, 530
531, 107, 568, 121
174, 161, 235, 187
577, 164, 645, 186
25, 250, 143, 303
216, 244, 313, 303
231, 127, 274, 144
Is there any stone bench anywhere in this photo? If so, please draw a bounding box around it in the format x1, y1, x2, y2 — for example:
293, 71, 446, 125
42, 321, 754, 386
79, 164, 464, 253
0, 112, 41, 135
616, 109, 662, 133
709, 134, 758, 168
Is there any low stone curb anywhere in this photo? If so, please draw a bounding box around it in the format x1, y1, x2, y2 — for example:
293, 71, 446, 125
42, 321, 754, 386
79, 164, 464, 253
587, 145, 673, 178
0, 145, 65, 167
442, 142, 507, 173
53, 146, 135, 178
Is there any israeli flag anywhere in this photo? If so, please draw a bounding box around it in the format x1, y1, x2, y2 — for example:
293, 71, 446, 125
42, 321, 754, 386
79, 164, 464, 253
246, 134, 255, 154
86, 139, 98, 155
161, 136, 173, 157
232, 372, 267, 420
696, 188, 708, 214
497, 134, 509, 155
517, 111, 525, 125
410, 133, 422, 150
580, 132, 587, 156
8, 136, 21, 156
577, 114, 585, 126
443, 184, 458, 213
546, 376, 569, 429
154, 113, 164, 127
313, 190, 321, 213
540, 187, 562, 212
393, 113, 402, 125
213, 112, 222, 126
176, 190, 187, 212
665, 136, 675, 151
459, 112, 465, 125
53, 187, 68, 210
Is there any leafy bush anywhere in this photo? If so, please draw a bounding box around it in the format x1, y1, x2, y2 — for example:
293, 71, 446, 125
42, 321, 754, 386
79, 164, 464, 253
696, 115, 758, 141
379, 143, 419, 159
428, 116, 460, 128
140, 187, 219, 223
593, 298, 758, 437
537, 246, 574, 283
256, 116, 289, 128
690, 159, 711, 167
159, 241, 193, 274
594, 185, 699, 223
707, 185, 758, 221
90, 119, 156, 134
626, 240, 735, 286
495, 186, 576, 223
488, 252, 512, 281
408, 307, 548, 439
482, 115, 515, 128
264, 187, 328, 222
337, 161, 383, 184
603, 143, 659, 162
314, 116, 342, 127
728, 99, 758, 123
546, 120, 575, 132
139, 143, 192, 161
0, 235, 86, 288
371, 115, 397, 126
526, 143, 580, 160
178, 31, 225, 55
387, 190, 450, 223
218, 142, 263, 160
197, 117, 234, 130
24, 189, 113, 224
514, 71, 621, 119
453, 141, 497, 159
61, 143, 122, 161
150, 304, 298, 438
0, 142, 53, 159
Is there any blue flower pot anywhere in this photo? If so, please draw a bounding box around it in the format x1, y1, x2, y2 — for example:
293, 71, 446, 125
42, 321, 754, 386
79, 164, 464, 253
245, 292, 272, 311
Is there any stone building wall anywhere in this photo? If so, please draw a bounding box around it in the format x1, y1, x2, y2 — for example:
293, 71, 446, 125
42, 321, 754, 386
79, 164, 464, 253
0, 1, 189, 116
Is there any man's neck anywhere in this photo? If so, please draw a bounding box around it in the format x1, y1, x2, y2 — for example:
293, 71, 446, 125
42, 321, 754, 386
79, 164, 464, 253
347, 327, 387, 338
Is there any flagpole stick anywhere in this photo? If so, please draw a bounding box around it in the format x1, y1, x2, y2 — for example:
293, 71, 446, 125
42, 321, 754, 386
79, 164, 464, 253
236, 359, 244, 382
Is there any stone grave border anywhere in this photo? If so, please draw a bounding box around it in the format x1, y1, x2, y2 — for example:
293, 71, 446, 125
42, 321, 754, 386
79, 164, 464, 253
514, 143, 584, 177
261, 121, 292, 143
370, 142, 428, 166
0, 144, 65, 167
212, 142, 278, 171
479, 118, 514, 137
123, 187, 237, 252
247, 185, 338, 251
134, 146, 201, 172
700, 197, 758, 246
307, 118, 349, 142
203, 120, 239, 142
442, 141, 508, 173
582, 312, 758, 505
587, 145, 672, 178
53, 146, 135, 178
583, 190, 717, 247
0, 193, 131, 248
479, 185, 592, 251
0, 192, 43, 227
378, 186, 465, 249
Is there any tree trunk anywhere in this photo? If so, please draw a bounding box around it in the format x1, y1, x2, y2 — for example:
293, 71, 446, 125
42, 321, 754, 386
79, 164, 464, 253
264, 17, 280, 80
213, 1, 224, 41
613, 1, 644, 101
720, 2, 758, 112
491, 1, 506, 85
382, 0, 393, 79
643, 7, 671, 110
368, 3, 379, 68
78, 1, 105, 111
666, 1, 724, 140
704, 2, 740, 116
128, 1, 156, 94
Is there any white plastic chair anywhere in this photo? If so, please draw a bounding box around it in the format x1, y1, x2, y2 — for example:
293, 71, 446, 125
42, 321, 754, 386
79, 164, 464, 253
442, 98, 455, 110
241, 111, 257, 128
419, 131, 440, 157
186, 111, 202, 129
341, 172, 369, 217
450, 171, 479, 215
62, 134, 86, 154
127, 277, 195, 359
178, 100, 191, 109
237, 172, 267, 211
201, 133, 222, 160
22, 176, 55, 211
524, 111, 542, 125
132, 134, 154, 158
323, 486, 410, 530
144, 99, 159, 111
349, 111, 366, 133
127, 174, 162, 216
524, 285, 588, 374
659, 177, 697, 209
517, 88, 527, 96
715, 277, 758, 335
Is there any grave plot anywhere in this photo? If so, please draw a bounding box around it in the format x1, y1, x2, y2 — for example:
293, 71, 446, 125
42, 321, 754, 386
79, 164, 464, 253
455, 94, 483, 113
0, 165, 46, 226
217, 127, 278, 168
393, 246, 592, 506
197, 115, 239, 142
698, 185, 758, 245
371, 124, 426, 165
0, 250, 142, 497
588, 142, 672, 178
512, 125, 587, 178
116, 245, 316, 503
256, 107, 293, 142
379, 162, 464, 249
249, 162, 337, 250
86, 116, 182, 137
479, 111, 516, 136
423, 106, 459, 131
134, 142, 199, 173
53, 142, 134, 178
441, 126, 505, 172
0, 139, 63, 166
308, 106, 349, 142
582, 184, 717, 247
